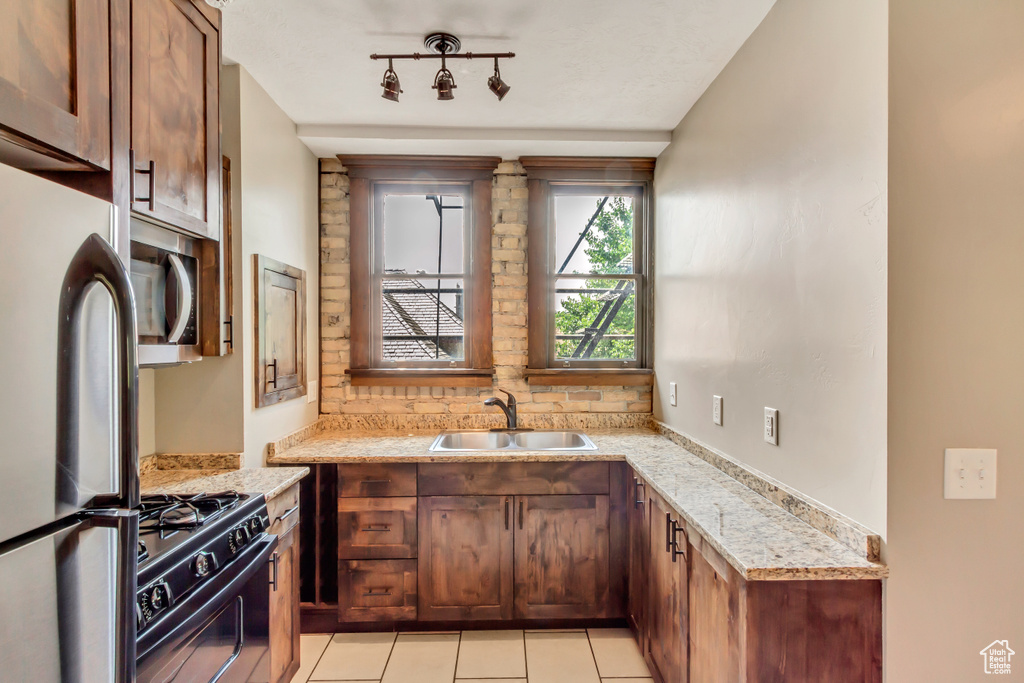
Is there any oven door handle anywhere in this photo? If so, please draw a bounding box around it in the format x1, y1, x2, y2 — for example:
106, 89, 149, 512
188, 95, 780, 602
165, 253, 192, 344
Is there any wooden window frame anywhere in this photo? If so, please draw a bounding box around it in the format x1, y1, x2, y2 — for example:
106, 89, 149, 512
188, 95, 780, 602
341, 155, 499, 387
521, 157, 655, 387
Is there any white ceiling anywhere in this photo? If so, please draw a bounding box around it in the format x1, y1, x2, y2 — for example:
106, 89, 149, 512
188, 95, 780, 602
220, 0, 775, 157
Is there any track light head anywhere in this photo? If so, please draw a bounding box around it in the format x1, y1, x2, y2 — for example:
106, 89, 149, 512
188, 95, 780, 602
433, 59, 457, 101
487, 58, 510, 101
381, 60, 402, 102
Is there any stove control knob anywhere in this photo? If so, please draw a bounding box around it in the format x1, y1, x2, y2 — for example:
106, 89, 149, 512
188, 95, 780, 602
229, 526, 250, 554
193, 551, 213, 577
247, 516, 264, 534
150, 584, 167, 610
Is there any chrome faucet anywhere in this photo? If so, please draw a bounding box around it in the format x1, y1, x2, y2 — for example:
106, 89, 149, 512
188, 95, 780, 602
485, 389, 519, 431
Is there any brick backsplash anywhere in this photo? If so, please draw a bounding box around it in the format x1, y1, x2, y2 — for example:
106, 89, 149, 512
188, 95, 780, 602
318, 158, 653, 417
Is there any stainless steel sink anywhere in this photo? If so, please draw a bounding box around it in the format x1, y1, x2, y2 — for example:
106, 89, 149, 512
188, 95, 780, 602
429, 429, 597, 452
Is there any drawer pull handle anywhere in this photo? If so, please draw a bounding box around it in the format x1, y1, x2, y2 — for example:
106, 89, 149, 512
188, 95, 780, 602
267, 359, 278, 388
669, 518, 687, 563
505, 497, 510, 530
269, 551, 279, 591
129, 149, 156, 212
361, 479, 392, 484
634, 478, 645, 509
518, 500, 524, 530
275, 505, 299, 523
364, 589, 392, 597
360, 526, 392, 532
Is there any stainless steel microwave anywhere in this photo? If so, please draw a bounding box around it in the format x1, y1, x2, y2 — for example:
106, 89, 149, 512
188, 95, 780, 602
130, 220, 202, 366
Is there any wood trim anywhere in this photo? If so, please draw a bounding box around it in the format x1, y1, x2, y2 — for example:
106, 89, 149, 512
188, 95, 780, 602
200, 155, 232, 356
519, 156, 655, 182
526, 178, 550, 370
524, 368, 654, 386
346, 368, 495, 387
339, 154, 501, 180
346, 156, 495, 373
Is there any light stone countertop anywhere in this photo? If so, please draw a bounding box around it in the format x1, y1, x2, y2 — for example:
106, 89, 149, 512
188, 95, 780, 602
268, 429, 888, 581
141, 466, 310, 502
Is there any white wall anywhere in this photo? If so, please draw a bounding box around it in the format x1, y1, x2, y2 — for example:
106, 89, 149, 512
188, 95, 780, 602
152, 65, 319, 466
652, 0, 889, 534
236, 65, 320, 467
886, 1, 1024, 679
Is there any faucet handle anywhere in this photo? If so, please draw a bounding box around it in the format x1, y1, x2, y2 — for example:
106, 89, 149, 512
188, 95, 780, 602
498, 388, 516, 406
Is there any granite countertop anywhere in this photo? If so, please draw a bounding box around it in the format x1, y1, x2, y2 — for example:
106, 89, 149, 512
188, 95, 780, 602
141, 466, 309, 502
269, 429, 888, 581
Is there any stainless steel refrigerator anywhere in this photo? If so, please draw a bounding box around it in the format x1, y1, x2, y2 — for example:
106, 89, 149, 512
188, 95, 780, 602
0, 164, 139, 682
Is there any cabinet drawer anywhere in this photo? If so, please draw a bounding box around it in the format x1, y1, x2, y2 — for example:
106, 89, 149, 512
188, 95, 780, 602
338, 464, 417, 497
418, 462, 610, 496
267, 483, 300, 536
339, 559, 417, 622
338, 497, 417, 559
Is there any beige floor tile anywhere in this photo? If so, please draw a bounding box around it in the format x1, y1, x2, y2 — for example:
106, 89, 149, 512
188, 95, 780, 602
456, 629, 527, 679
525, 631, 601, 683
289, 634, 332, 683
587, 628, 652, 678
381, 632, 460, 683
309, 632, 396, 681
458, 680, 528, 683
601, 679, 654, 683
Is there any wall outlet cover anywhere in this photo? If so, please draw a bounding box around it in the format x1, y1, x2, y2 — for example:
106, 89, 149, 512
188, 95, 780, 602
944, 448, 996, 499
764, 407, 778, 445
713, 395, 723, 425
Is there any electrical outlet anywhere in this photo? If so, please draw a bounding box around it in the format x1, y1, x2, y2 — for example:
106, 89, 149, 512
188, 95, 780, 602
669, 382, 677, 407
307, 380, 318, 404
713, 395, 723, 425
944, 448, 997, 499
764, 407, 778, 445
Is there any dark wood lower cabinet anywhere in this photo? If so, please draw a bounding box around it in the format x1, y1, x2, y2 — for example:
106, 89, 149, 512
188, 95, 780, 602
627, 473, 647, 642
646, 491, 689, 683
269, 523, 300, 683
514, 494, 610, 619
417, 495, 514, 621
338, 559, 417, 622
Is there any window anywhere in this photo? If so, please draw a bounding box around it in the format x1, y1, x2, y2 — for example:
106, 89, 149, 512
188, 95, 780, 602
342, 156, 499, 386
522, 157, 654, 385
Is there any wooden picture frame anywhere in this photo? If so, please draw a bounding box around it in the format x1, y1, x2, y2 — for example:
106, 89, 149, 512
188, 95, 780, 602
254, 254, 307, 407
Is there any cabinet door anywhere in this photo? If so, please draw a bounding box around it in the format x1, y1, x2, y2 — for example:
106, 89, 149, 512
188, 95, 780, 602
513, 494, 610, 619
647, 493, 688, 683
627, 474, 648, 642
269, 524, 300, 683
0, 0, 111, 170
255, 255, 307, 407
688, 533, 742, 683
418, 496, 513, 621
131, 0, 220, 238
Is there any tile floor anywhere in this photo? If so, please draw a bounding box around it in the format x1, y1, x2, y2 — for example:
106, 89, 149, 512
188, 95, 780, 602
291, 628, 653, 683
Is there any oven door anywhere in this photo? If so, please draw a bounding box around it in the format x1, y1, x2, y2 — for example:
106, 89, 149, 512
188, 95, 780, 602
137, 535, 276, 683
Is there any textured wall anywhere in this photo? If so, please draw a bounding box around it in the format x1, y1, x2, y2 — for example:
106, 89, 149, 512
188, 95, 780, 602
652, 0, 889, 535
886, 0, 1024, 679
319, 159, 652, 418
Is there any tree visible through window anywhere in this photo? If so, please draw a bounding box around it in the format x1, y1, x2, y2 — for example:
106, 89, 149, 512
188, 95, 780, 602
553, 193, 639, 361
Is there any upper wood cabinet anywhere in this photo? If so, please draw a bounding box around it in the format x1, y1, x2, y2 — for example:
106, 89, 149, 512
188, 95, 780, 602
0, 0, 112, 171
254, 255, 307, 407
130, 0, 220, 239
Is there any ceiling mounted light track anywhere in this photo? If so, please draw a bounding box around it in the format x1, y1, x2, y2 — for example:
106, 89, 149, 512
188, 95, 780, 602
371, 32, 515, 102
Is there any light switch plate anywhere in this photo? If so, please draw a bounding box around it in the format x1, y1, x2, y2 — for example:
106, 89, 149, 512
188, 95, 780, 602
669, 382, 677, 407
713, 395, 723, 425
307, 380, 318, 404
764, 407, 778, 445
944, 448, 997, 499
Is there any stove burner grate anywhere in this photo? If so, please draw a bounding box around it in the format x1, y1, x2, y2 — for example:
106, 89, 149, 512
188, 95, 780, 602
139, 491, 243, 532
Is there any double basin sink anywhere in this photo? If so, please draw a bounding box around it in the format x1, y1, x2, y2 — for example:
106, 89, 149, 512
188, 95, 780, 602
429, 429, 597, 452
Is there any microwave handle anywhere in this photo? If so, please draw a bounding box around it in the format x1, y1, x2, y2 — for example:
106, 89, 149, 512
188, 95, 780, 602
165, 253, 192, 344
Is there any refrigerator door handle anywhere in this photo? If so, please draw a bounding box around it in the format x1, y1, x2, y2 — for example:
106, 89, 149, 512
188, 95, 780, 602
56, 234, 140, 511
82, 509, 138, 683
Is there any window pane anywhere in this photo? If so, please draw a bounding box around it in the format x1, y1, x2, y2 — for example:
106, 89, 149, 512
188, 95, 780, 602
383, 194, 464, 275
554, 277, 636, 360
382, 277, 465, 361
553, 195, 634, 276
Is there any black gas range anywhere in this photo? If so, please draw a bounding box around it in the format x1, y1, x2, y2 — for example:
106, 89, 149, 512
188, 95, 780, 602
135, 492, 278, 683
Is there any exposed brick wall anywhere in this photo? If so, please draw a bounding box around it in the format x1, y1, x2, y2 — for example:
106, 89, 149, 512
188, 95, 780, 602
318, 158, 653, 419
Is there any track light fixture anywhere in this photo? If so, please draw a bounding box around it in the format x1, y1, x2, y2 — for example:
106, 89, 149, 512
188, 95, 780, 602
371, 32, 515, 103
432, 57, 457, 101
487, 58, 511, 101
380, 59, 402, 102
